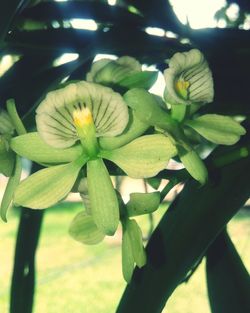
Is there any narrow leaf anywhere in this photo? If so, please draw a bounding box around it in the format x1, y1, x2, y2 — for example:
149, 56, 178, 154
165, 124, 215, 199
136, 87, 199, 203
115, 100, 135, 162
185, 114, 246, 145
11, 132, 84, 164
87, 158, 119, 236
14, 156, 87, 209
122, 222, 135, 283
100, 134, 177, 178
69, 211, 105, 245
1, 156, 22, 222
127, 192, 160, 217
127, 219, 146, 268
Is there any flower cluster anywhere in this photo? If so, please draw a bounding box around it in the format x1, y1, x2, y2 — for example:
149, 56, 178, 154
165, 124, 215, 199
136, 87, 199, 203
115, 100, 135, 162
7, 49, 246, 282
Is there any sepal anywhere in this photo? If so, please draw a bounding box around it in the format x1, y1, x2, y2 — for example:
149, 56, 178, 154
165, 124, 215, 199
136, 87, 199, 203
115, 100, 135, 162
100, 134, 177, 178
185, 114, 246, 145
69, 211, 105, 245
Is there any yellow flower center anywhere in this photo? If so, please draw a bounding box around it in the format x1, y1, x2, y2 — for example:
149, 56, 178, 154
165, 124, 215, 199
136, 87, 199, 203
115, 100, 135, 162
175, 79, 190, 99
72, 107, 98, 157
73, 107, 93, 128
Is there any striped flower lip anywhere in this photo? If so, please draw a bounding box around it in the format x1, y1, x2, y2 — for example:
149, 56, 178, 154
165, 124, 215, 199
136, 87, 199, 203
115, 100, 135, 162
164, 49, 214, 106
36, 81, 129, 148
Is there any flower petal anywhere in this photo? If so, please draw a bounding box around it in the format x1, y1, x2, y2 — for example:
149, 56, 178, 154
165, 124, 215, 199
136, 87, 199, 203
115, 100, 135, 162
122, 222, 135, 283
100, 134, 177, 178
11, 132, 84, 164
87, 158, 119, 236
69, 211, 105, 245
14, 156, 87, 209
185, 114, 246, 145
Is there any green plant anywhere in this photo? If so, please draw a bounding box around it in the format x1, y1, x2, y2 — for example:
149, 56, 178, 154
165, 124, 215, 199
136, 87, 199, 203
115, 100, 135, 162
0, 1, 249, 313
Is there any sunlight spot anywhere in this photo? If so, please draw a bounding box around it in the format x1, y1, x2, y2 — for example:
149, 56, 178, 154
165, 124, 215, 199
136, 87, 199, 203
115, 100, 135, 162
52, 21, 60, 28
149, 70, 165, 97
171, 0, 226, 29
0, 55, 19, 77
180, 38, 191, 44
53, 53, 79, 67
240, 14, 250, 30
226, 3, 240, 22
108, 0, 117, 6
61, 76, 70, 84
217, 19, 227, 28
145, 27, 165, 37
93, 54, 117, 62
70, 19, 98, 31
166, 31, 178, 38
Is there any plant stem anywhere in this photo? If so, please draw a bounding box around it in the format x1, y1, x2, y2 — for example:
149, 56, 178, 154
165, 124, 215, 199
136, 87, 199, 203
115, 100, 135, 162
6, 99, 27, 135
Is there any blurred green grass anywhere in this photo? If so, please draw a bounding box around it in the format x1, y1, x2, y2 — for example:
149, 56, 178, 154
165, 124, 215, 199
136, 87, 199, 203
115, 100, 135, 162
0, 202, 249, 313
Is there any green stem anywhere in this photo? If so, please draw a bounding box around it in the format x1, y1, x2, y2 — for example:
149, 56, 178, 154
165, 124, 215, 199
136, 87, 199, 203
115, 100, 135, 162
171, 103, 187, 122
6, 99, 27, 135
213, 145, 250, 167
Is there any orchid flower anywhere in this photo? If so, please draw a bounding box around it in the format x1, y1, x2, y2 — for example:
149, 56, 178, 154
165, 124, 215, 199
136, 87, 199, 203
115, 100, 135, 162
13, 81, 177, 235
164, 49, 214, 106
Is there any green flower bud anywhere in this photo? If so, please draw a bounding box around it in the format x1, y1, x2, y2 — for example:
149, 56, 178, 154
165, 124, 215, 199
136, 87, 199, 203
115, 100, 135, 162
164, 49, 214, 106
86, 56, 141, 85
87, 56, 158, 90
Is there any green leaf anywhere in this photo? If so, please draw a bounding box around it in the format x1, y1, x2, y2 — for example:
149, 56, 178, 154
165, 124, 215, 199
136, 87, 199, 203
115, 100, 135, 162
69, 211, 105, 245
118, 71, 158, 90
0, 156, 22, 222
122, 222, 135, 283
100, 134, 177, 178
185, 114, 246, 145
87, 158, 119, 236
127, 219, 146, 268
99, 109, 149, 150
11, 132, 84, 164
178, 147, 208, 184
124, 88, 175, 130
0, 137, 15, 176
126, 192, 160, 217
14, 156, 87, 209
